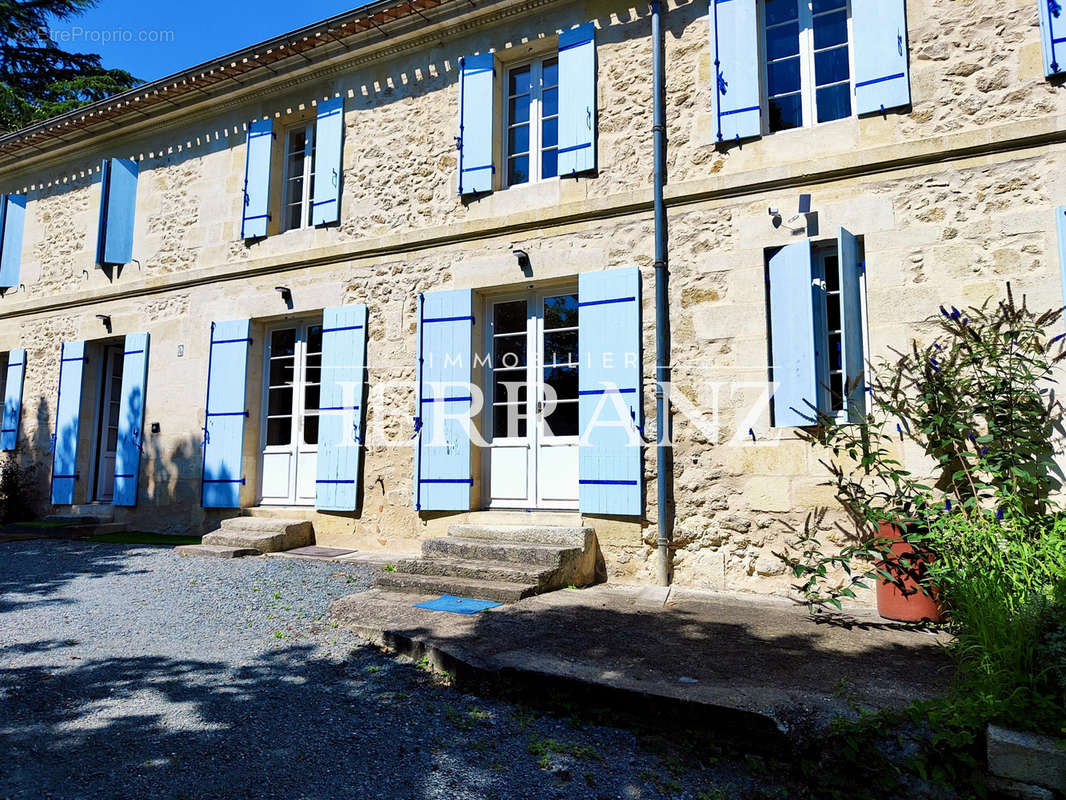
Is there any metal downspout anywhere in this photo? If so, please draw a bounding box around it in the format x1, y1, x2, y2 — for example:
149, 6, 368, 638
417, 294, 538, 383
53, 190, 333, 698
651, 0, 673, 586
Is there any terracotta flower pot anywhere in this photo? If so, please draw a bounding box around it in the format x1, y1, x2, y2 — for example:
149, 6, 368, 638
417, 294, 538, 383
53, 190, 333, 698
875, 520, 942, 623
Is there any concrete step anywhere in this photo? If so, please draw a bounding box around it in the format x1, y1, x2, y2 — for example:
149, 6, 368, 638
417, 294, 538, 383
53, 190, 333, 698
203, 517, 313, 553
422, 536, 579, 569
177, 544, 260, 559
394, 556, 550, 585
447, 524, 593, 548
377, 571, 535, 603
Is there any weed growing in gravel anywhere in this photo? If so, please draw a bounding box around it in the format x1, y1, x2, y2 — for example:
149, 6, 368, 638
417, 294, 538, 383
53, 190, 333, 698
273, 632, 285, 639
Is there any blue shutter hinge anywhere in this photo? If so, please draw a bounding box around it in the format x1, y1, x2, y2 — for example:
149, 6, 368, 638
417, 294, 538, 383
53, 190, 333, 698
860, 260, 866, 274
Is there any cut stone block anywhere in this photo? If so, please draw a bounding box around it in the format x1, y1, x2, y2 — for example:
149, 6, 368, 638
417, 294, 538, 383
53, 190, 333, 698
202, 517, 313, 553
176, 544, 260, 559
987, 725, 1066, 791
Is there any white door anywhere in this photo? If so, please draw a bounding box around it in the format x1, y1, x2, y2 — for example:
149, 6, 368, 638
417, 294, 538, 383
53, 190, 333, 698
259, 324, 321, 506
485, 291, 579, 509
94, 346, 124, 503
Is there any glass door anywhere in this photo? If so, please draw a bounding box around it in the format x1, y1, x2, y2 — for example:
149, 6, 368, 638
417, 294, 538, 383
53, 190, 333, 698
93, 346, 124, 503
259, 323, 321, 506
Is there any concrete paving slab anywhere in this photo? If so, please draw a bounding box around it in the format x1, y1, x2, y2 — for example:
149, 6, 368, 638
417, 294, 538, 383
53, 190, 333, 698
329, 584, 953, 742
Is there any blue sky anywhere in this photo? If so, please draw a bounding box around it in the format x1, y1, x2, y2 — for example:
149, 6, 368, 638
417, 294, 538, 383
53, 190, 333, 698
51, 1, 366, 83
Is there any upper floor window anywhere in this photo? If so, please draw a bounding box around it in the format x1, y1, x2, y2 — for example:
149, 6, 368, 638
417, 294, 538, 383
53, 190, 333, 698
283, 124, 317, 232
762, 0, 852, 133
505, 56, 560, 187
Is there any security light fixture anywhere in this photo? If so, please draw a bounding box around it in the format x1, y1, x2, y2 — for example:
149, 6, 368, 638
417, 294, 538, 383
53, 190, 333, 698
512, 249, 531, 269
95, 314, 112, 333
275, 286, 293, 309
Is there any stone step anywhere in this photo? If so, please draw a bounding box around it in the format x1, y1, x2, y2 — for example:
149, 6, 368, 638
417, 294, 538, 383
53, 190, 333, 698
394, 556, 550, 585
203, 517, 313, 553
447, 524, 593, 548
422, 536, 580, 568
462, 510, 583, 527
377, 571, 535, 603
176, 544, 260, 559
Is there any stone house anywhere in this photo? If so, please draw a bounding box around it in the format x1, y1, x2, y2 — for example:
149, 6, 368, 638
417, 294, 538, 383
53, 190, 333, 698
0, 0, 1063, 597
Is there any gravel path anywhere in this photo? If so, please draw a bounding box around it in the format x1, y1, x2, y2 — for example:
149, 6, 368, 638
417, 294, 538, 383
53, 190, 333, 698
0, 539, 768, 800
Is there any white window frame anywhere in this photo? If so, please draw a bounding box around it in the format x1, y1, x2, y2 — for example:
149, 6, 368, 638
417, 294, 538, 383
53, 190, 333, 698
281, 122, 316, 232
503, 55, 560, 189
759, 0, 856, 133
811, 240, 867, 421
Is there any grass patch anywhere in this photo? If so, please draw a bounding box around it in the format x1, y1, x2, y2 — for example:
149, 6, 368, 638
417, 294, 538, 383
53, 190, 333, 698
88, 531, 203, 546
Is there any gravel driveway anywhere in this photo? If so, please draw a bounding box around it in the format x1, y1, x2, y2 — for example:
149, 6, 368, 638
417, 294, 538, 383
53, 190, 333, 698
0, 539, 767, 800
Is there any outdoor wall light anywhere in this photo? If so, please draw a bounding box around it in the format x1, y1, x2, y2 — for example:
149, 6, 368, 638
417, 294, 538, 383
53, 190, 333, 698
275, 286, 293, 309
512, 249, 531, 269
95, 314, 112, 333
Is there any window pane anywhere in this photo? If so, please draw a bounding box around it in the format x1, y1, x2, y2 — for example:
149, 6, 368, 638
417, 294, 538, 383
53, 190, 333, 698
542, 58, 558, 88
824, 256, 840, 291
286, 203, 302, 231
267, 417, 292, 447
544, 366, 578, 400
816, 83, 852, 123
542, 87, 558, 119
494, 334, 527, 368
827, 296, 841, 332
814, 46, 850, 87
507, 154, 530, 186
271, 329, 297, 356
493, 407, 526, 438
304, 384, 320, 412
542, 148, 558, 179
813, 9, 848, 49
542, 116, 558, 149
544, 295, 578, 329
768, 93, 803, 131
287, 129, 307, 155
765, 0, 798, 26
812, 0, 845, 14
307, 326, 323, 354
106, 427, 119, 451
493, 375, 527, 404
494, 301, 526, 334
828, 332, 843, 370
829, 373, 844, 411
765, 21, 800, 61
543, 401, 578, 437
544, 330, 578, 365
108, 402, 120, 427
507, 123, 530, 156
304, 366, 320, 386
303, 415, 318, 445
509, 66, 531, 96
509, 95, 530, 126
767, 56, 801, 96
269, 359, 295, 387
268, 387, 293, 416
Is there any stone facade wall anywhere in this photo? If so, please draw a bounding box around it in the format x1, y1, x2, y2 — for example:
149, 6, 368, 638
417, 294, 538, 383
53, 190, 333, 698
0, 0, 1063, 599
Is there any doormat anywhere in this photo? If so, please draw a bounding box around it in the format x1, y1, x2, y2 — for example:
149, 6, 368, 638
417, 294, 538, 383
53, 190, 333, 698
414, 594, 502, 614
285, 546, 356, 559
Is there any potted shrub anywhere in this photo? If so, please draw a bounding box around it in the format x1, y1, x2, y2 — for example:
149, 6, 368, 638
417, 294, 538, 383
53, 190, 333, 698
782, 286, 1066, 621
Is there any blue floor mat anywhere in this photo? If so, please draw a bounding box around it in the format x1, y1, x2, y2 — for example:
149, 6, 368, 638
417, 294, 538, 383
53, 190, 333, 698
413, 594, 502, 614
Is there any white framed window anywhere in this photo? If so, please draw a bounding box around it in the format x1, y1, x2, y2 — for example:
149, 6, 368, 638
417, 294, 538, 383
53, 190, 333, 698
761, 0, 853, 133
282, 123, 317, 231
504, 55, 559, 187
812, 244, 849, 414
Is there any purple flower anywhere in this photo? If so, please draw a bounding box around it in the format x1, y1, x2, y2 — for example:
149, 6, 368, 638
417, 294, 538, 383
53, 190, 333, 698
996, 508, 1004, 520
940, 305, 950, 318
945, 499, 952, 511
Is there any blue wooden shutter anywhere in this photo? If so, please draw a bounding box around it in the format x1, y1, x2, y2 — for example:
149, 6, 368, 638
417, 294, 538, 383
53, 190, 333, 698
1057, 207, 1066, 321
558, 23, 596, 176
414, 289, 474, 511
457, 53, 495, 195
316, 304, 368, 511
710, 0, 761, 142
0, 194, 26, 289
1, 349, 26, 451
312, 97, 344, 226
852, 0, 911, 115
578, 267, 643, 516
1041, 0, 1066, 76
201, 319, 251, 508
114, 332, 149, 507
51, 341, 86, 505
241, 119, 274, 239
96, 158, 138, 266
769, 241, 818, 427
838, 228, 866, 422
